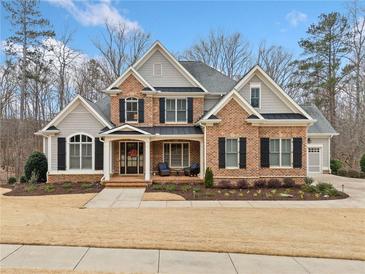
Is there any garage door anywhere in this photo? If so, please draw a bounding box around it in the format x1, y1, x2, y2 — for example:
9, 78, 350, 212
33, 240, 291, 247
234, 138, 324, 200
308, 147, 322, 173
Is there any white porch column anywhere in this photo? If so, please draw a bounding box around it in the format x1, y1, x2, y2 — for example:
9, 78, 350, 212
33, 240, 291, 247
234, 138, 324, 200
104, 139, 111, 181
199, 140, 204, 179
47, 136, 52, 171
145, 139, 151, 181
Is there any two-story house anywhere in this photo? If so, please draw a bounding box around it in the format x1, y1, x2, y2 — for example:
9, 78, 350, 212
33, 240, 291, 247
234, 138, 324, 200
35, 41, 337, 186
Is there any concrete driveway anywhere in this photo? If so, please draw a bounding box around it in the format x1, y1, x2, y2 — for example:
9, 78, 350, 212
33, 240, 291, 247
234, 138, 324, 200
1, 244, 364, 274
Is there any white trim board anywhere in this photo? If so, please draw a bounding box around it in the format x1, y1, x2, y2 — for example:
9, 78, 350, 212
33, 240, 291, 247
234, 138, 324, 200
101, 124, 152, 135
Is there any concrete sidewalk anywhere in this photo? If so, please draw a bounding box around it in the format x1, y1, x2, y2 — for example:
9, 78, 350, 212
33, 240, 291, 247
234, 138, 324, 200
1, 244, 364, 274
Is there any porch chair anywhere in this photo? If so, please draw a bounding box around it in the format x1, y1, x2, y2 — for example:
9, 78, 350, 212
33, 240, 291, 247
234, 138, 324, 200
158, 162, 170, 176
184, 163, 200, 177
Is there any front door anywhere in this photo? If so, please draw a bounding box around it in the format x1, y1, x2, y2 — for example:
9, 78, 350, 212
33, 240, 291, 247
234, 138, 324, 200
120, 142, 144, 175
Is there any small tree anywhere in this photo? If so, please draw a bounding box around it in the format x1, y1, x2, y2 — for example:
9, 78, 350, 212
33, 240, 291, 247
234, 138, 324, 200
330, 159, 342, 174
24, 151, 47, 183
204, 167, 214, 188
360, 154, 365, 172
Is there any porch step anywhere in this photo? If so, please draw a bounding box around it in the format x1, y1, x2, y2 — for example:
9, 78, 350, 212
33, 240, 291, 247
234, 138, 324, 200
104, 182, 149, 188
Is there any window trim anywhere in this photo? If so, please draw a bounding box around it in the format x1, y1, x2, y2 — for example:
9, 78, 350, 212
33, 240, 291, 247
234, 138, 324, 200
269, 138, 293, 168
153, 63, 162, 77
162, 142, 190, 168
66, 133, 94, 171
165, 97, 188, 123
250, 82, 261, 109
125, 97, 139, 123
225, 138, 240, 169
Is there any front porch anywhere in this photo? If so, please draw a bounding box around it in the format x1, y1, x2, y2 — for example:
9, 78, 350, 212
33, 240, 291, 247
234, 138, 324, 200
102, 135, 204, 185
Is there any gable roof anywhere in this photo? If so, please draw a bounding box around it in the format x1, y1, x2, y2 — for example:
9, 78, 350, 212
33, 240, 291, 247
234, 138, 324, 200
132, 41, 208, 93
233, 65, 313, 120
200, 89, 264, 122
105, 67, 155, 93
301, 104, 338, 135
38, 95, 113, 133
179, 61, 237, 94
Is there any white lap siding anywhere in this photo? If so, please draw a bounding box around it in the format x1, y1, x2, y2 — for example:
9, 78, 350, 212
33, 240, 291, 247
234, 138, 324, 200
49, 103, 104, 171
309, 137, 330, 172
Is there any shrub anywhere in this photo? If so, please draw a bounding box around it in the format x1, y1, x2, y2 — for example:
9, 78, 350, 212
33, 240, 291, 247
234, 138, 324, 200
25, 184, 37, 192
301, 184, 317, 193
19, 175, 27, 184
283, 178, 295, 188
330, 159, 342, 174
347, 169, 360, 178
360, 172, 365, 179
254, 179, 266, 188
164, 184, 177, 192
204, 167, 214, 188
304, 177, 314, 185
236, 179, 248, 189
361, 154, 365, 172
316, 182, 339, 196
80, 183, 93, 189
8, 177, 16, 185
337, 169, 347, 177
267, 179, 281, 188
24, 151, 47, 183
43, 184, 55, 193
29, 171, 38, 184
62, 182, 72, 190
218, 180, 232, 189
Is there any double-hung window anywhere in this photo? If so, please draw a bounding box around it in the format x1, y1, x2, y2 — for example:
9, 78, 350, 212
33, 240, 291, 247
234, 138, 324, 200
225, 139, 239, 168
165, 98, 187, 123
269, 139, 292, 167
125, 97, 138, 122
69, 134, 93, 169
163, 143, 189, 168
250, 83, 260, 108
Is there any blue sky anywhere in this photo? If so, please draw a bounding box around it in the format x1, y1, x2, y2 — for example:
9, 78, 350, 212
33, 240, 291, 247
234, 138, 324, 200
1, 0, 350, 61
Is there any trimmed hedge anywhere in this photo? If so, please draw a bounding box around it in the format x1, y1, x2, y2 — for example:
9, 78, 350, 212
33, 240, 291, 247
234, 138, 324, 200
8, 177, 16, 185
330, 159, 342, 174
204, 167, 213, 188
24, 151, 48, 183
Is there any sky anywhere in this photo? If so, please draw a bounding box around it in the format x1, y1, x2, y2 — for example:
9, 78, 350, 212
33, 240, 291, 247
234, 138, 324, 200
0, 0, 352, 62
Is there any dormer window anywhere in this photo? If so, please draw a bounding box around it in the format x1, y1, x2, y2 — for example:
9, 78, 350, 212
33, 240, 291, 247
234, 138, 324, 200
250, 83, 261, 108
125, 97, 138, 122
153, 63, 162, 76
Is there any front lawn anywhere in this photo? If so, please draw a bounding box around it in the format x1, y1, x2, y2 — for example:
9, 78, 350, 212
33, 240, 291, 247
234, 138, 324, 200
3, 182, 103, 196
146, 183, 348, 200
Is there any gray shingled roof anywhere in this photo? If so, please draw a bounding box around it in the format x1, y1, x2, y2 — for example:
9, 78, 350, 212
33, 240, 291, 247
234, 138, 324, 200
179, 61, 236, 94
301, 104, 337, 134
83, 95, 114, 126
261, 113, 307, 119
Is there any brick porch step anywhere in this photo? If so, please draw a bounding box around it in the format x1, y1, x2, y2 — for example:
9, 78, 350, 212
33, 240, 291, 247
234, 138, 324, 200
104, 182, 149, 188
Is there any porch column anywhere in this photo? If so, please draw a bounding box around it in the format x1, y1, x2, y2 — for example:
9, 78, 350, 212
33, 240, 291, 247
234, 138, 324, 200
104, 139, 111, 181
145, 139, 151, 181
199, 140, 204, 179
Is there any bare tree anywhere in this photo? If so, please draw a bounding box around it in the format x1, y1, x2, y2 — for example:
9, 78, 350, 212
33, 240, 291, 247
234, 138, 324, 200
183, 30, 252, 79
92, 22, 151, 84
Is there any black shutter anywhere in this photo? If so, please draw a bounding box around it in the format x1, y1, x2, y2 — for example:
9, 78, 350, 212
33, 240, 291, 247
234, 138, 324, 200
293, 137, 302, 168
95, 138, 104, 170
239, 138, 247, 168
218, 137, 225, 169
260, 138, 270, 168
159, 98, 165, 123
57, 137, 66, 170
138, 99, 144, 123
119, 98, 125, 123
187, 97, 193, 123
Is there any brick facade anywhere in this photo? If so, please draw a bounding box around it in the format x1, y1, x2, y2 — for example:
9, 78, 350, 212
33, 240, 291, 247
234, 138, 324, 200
48, 174, 103, 183
205, 98, 307, 185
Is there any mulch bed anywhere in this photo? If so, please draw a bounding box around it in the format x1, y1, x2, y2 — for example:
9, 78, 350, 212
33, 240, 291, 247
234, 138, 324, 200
146, 183, 349, 201
3, 182, 103, 196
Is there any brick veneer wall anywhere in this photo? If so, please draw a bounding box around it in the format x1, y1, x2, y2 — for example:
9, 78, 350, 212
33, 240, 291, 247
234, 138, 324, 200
110, 74, 205, 127
205, 98, 307, 184
48, 174, 102, 183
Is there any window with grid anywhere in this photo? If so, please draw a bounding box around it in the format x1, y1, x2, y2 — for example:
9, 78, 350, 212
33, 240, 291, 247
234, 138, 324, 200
269, 139, 292, 167
250, 87, 260, 108
225, 139, 238, 168
165, 98, 187, 122
163, 143, 189, 168
69, 134, 93, 169
125, 97, 138, 122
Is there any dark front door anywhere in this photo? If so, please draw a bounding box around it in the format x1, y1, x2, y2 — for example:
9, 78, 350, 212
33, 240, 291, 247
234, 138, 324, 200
120, 142, 144, 175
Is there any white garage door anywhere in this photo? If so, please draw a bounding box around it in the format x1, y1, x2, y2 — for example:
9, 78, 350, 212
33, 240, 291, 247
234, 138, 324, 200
308, 147, 322, 173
